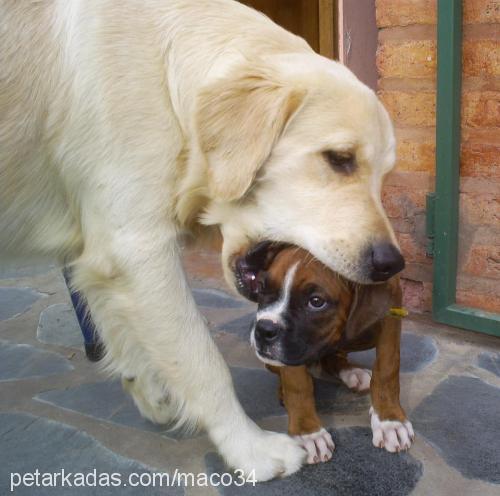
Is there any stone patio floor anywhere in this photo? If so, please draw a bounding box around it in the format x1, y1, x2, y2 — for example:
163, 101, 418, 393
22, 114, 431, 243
1, 249, 499, 495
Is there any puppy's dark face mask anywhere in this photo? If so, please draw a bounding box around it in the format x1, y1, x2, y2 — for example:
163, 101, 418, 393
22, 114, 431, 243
237, 245, 398, 366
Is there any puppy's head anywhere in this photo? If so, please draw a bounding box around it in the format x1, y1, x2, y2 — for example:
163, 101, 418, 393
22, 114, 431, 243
186, 52, 403, 286
240, 245, 398, 366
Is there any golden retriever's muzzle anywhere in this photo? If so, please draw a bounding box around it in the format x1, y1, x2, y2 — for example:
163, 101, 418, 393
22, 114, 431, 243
234, 240, 405, 298
366, 242, 405, 282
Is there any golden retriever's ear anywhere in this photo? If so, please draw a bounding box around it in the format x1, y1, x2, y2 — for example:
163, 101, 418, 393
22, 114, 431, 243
196, 67, 305, 201
344, 278, 401, 340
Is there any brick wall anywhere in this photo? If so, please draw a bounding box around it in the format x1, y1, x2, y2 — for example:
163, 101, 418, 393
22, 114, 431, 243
376, 0, 500, 313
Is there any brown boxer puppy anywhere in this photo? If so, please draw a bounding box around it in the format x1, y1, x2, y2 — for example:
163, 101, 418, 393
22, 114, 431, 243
235, 243, 414, 464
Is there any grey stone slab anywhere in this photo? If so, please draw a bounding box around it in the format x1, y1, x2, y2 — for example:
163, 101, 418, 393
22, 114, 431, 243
35, 367, 365, 441
232, 367, 369, 420
0, 340, 73, 381
0, 412, 182, 495
35, 380, 191, 440
413, 375, 500, 484
477, 352, 500, 377
0, 287, 41, 320
217, 313, 254, 339
37, 303, 84, 349
349, 331, 438, 373
0, 261, 55, 279
192, 288, 249, 309
205, 427, 422, 496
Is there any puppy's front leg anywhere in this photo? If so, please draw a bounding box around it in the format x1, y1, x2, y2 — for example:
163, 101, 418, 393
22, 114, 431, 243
278, 366, 335, 464
370, 317, 415, 452
72, 224, 304, 481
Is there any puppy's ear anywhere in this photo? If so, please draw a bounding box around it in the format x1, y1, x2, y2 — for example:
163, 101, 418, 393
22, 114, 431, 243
344, 278, 401, 341
234, 241, 290, 302
244, 241, 290, 271
196, 65, 305, 201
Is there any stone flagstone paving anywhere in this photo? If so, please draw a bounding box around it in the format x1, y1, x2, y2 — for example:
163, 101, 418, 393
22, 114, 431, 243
1, 254, 499, 495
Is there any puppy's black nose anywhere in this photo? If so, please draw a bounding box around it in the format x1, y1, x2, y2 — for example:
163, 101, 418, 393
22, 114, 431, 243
370, 243, 405, 281
255, 319, 280, 343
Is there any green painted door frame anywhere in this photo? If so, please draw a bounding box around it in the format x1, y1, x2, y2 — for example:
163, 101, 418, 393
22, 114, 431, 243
426, 0, 500, 336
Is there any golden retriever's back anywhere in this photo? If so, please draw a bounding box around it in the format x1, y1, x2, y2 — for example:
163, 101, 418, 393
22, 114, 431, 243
0, 0, 310, 259
0, 1, 78, 256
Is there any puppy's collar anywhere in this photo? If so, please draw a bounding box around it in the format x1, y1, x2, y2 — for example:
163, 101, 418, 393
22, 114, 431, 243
388, 307, 408, 318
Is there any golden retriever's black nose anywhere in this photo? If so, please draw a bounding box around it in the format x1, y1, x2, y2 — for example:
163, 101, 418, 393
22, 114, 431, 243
370, 243, 405, 281
255, 319, 280, 343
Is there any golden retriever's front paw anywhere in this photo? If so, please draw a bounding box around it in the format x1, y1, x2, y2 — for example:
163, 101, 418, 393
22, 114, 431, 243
294, 428, 335, 464
219, 428, 305, 481
369, 407, 415, 453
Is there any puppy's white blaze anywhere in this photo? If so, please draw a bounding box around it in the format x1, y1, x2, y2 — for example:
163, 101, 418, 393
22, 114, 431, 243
256, 261, 299, 325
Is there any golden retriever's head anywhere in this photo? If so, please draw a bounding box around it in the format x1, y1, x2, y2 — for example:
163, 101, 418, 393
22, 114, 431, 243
183, 53, 402, 288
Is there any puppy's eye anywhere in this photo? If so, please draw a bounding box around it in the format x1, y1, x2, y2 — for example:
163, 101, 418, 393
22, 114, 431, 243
322, 150, 356, 175
308, 295, 327, 310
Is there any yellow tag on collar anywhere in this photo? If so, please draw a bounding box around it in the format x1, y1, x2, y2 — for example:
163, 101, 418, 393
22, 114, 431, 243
388, 307, 408, 318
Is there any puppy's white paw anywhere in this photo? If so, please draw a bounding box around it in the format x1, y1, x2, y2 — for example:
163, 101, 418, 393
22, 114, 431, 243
369, 407, 415, 453
219, 427, 305, 481
339, 367, 372, 392
294, 428, 335, 464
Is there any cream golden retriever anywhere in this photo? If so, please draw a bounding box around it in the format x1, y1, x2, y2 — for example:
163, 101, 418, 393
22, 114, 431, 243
0, 0, 404, 480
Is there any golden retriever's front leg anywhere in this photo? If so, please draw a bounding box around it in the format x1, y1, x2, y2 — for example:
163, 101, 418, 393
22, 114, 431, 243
70, 222, 304, 481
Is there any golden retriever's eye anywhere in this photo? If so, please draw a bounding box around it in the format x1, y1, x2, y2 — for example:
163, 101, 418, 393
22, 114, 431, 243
322, 150, 356, 175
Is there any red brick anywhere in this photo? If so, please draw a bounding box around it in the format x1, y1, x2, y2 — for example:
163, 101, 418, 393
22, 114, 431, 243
456, 291, 500, 313
464, 0, 500, 24
397, 233, 428, 264
463, 40, 500, 77
461, 193, 500, 226
379, 91, 436, 127
382, 185, 428, 220
377, 41, 436, 78
397, 139, 436, 172
376, 0, 436, 27
402, 262, 433, 283
462, 245, 500, 279
461, 142, 500, 178
400, 278, 432, 312
462, 91, 500, 127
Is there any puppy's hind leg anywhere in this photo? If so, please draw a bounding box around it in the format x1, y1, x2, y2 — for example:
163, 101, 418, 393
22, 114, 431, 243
313, 351, 372, 393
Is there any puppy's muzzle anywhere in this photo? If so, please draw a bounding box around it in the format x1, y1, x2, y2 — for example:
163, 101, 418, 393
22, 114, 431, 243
255, 319, 281, 346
